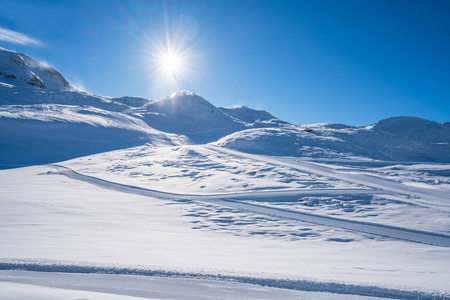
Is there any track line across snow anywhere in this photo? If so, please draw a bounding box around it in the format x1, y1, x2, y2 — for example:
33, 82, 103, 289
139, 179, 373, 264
53, 165, 450, 247
0, 261, 448, 300
207, 145, 450, 211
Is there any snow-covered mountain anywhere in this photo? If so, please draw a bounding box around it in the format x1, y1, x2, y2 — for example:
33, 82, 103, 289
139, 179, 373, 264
131, 91, 246, 143
1, 47, 449, 166
0, 47, 72, 90
215, 118, 450, 162
219, 105, 277, 123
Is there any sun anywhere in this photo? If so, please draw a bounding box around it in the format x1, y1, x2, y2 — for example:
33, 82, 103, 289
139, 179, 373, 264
148, 43, 193, 87
160, 53, 182, 73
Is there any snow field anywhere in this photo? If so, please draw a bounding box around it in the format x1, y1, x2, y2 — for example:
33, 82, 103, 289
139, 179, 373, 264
62, 144, 450, 236
63, 144, 364, 194
1, 165, 450, 294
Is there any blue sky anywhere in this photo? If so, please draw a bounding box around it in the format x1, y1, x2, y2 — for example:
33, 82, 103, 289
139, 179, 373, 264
1, 0, 449, 125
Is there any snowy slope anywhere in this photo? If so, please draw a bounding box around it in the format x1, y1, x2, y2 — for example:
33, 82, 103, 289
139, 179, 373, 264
219, 105, 288, 130
111, 96, 152, 107
0, 81, 128, 111
0, 104, 188, 167
219, 105, 277, 123
370, 116, 450, 145
215, 118, 450, 163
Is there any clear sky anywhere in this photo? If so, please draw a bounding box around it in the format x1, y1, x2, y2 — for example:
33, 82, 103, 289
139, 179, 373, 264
1, 0, 449, 125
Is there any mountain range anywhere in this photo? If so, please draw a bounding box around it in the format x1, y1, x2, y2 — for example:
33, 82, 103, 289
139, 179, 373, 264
1, 46, 449, 167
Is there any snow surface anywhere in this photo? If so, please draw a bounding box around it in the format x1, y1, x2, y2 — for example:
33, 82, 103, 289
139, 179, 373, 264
0, 103, 188, 167
1, 47, 450, 299
1, 164, 449, 298
0, 271, 398, 300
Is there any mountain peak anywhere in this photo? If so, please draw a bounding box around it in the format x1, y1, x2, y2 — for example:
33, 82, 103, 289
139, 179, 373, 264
0, 47, 72, 90
169, 90, 197, 98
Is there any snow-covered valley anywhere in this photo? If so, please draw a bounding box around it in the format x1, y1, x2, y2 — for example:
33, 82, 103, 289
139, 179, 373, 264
1, 47, 450, 299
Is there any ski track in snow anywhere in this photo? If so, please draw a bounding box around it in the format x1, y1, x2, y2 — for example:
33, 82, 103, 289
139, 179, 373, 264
0, 264, 447, 300
207, 145, 450, 211
53, 163, 450, 247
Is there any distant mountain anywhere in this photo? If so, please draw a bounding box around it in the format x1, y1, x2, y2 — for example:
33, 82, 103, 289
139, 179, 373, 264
132, 91, 245, 143
370, 116, 450, 145
111, 96, 152, 107
132, 92, 288, 142
219, 105, 277, 123
214, 117, 450, 162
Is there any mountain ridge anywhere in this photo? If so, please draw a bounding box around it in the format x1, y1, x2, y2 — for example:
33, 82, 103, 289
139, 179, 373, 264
1, 47, 449, 166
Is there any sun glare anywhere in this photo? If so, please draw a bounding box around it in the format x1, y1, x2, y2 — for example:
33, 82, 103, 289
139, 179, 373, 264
148, 37, 195, 89
160, 53, 182, 73
150, 47, 190, 86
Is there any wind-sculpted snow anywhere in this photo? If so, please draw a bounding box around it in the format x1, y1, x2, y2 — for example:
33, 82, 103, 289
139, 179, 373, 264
62, 144, 450, 235
52, 164, 450, 247
63, 144, 363, 194
210, 146, 450, 210
0, 261, 447, 299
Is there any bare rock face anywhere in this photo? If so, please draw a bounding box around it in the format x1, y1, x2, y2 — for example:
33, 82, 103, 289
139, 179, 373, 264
25, 73, 47, 88
0, 47, 72, 90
